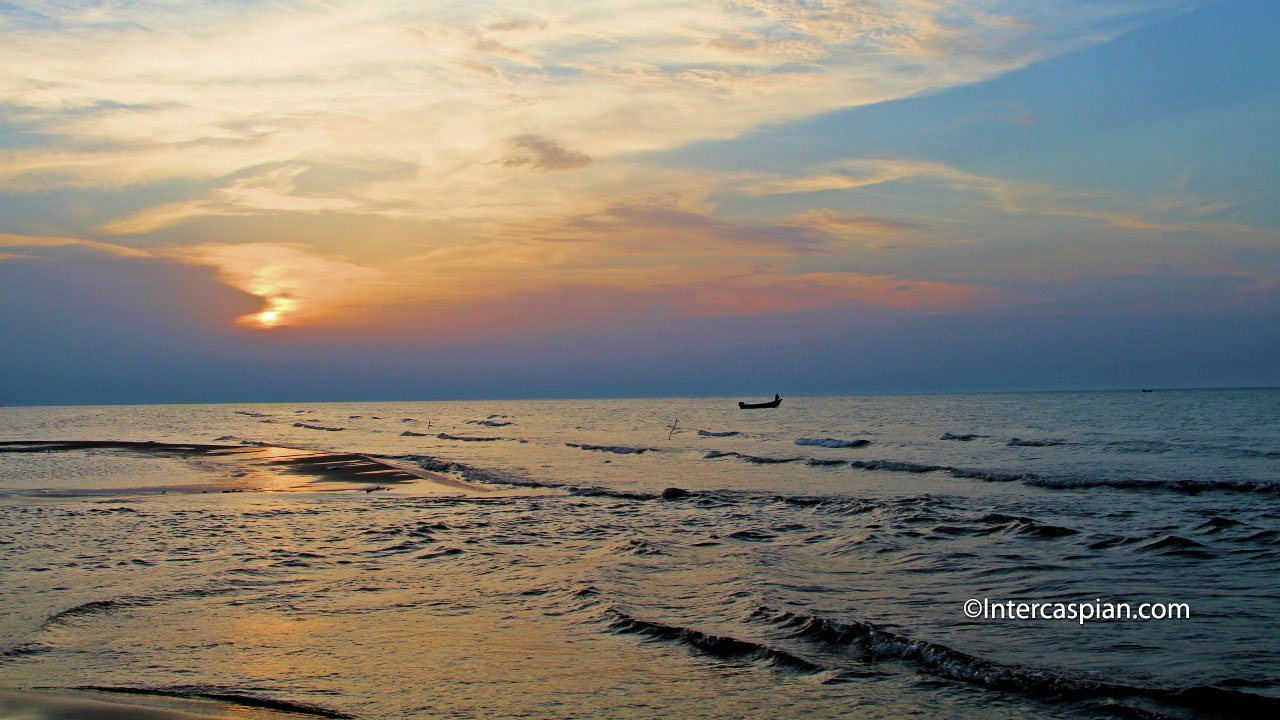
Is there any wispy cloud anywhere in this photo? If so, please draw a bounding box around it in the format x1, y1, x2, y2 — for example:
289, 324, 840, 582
177, 243, 384, 328
7, 0, 1256, 335
0, 231, 152, 258
0, 0, 1173, 227
501, 135, 594, 171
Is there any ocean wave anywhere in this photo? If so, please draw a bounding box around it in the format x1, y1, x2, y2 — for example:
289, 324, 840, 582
1240, 530, 1280, 544
1136, 535, 1208, 556
41, 597, 155, 629
396, 452, 701, 502
747, 606, 1280, 714
947, 467, 1032, 483
1236, 448, 1280, 459
233, 410, 268, 417
465, 419, 514, 427
76, 686, 354, 719
0, 641, 51, 662
293, 422, 343, 432
567, 486, 659, 501
726, 528, 778, 542
566, 443, 652, 454
940, 432, 985, 441
607, 609, 825, 674
849, 459, 943, 473
1195, 517, 1243, 533
603, 539, 666, 556
1007, 438, 1066, 447
697, 430, 740, 437
832, 455, 1280, 495
772, 495, 879, 515
795, 438, 871, 448
438, 433, 501, 442
416, 546, 463, 560
400, 455, 532, 486
1025, 475, 1280, 494
401, 430, 427, 436
705, 450, 801, 464
976, 513, 1078, 538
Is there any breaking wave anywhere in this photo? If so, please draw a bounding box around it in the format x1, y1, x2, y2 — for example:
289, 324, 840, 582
607, 610, 825, 674
747, 606, 1279, 715
848, 459, 942, 473
1024, 475, 1280, 494
400, 455, 534, 487
437, 433, 502, 442
567, 443, 652, 455
705, 450, 801, 464
795, 438, 870, 448
293, 423, 343, 432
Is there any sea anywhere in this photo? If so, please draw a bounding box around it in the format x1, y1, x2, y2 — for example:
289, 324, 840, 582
1, 389, 1278, 719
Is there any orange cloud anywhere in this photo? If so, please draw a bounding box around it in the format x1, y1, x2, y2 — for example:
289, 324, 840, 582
177, 244, 383, 329
667, 270, 1022, 317
0, 232, 151, 258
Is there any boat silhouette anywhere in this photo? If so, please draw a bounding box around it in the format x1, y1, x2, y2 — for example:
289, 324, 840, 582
739, 394, 781, 409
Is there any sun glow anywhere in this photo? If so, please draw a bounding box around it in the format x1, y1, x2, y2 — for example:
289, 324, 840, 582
241, 295, 300, 329
184, 243, 380, 329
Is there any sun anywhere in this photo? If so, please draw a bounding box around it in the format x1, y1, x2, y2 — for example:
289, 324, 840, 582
239, 297, 298, 329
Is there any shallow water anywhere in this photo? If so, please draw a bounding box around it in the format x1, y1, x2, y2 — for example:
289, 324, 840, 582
1, 390, 1278, 718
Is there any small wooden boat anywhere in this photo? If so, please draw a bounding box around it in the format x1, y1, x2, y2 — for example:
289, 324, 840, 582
739, 394, 781, 409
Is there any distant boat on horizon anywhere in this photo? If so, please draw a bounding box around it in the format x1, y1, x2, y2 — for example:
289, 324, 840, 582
739, 394, 781, 409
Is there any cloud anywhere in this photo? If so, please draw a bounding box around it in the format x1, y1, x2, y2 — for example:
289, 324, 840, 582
0, 231, 151, 258
784, 209, 922, 239
505, 203, 834, 255
501, 134, 594, 171
653, 269, 1024, 317
487, 18, 548, 33
0, 0, 1176, 226
175, 243, 384, 328
6, 0, 1256, 340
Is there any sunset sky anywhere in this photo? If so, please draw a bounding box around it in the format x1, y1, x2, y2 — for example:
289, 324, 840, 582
2, 0, 1278, 404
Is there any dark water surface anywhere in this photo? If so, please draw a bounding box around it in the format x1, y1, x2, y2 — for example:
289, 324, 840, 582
1, 390, 1277, 718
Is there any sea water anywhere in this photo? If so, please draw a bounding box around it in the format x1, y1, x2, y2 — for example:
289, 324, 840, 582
1, 389, 1277, 718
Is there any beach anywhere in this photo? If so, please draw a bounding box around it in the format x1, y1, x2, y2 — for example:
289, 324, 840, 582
2, 391, 1278, 718
0, 688, 352, 719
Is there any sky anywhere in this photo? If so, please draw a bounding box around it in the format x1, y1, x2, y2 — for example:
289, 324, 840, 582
1, 0, 1278, 404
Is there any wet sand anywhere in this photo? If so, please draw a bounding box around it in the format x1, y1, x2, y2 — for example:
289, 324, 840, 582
0, 688, 345, 719
0, 440, 487, 495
